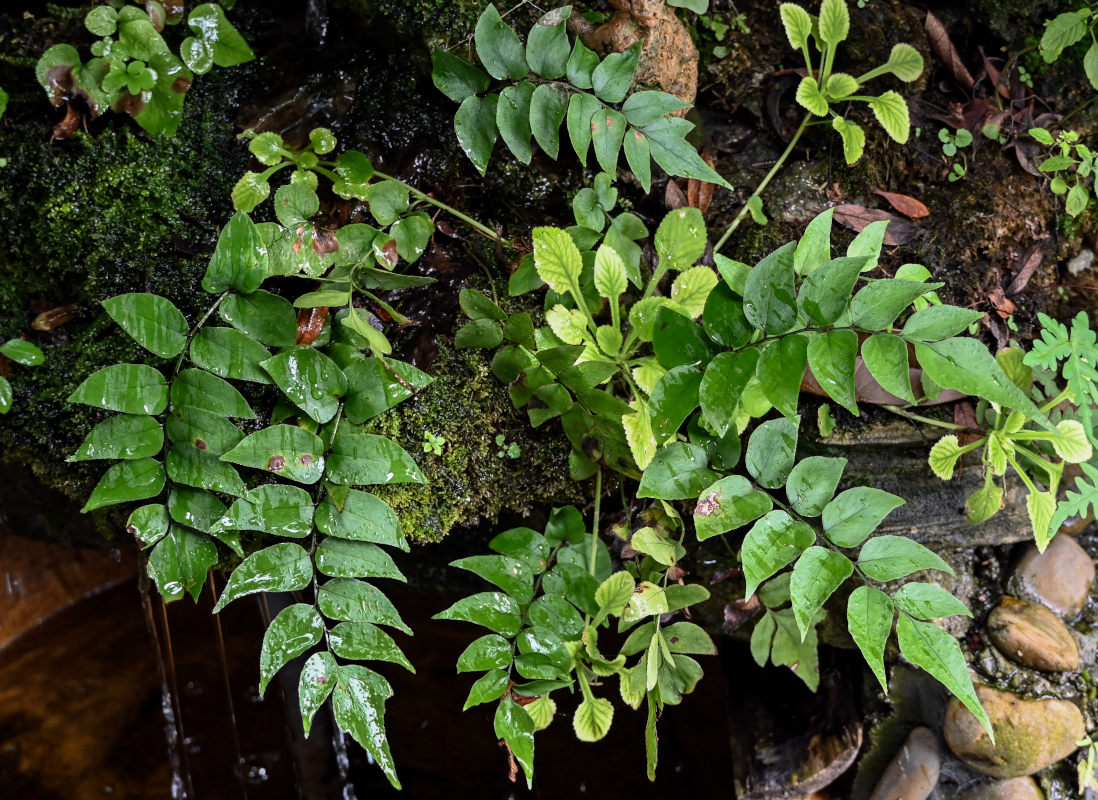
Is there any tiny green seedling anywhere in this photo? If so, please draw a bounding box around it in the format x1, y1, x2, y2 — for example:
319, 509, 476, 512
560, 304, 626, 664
423, 431, 446, 455
494, 433, 520, 459
939, 127, 972, 182
0, 338, 45, 414
1031, 127, 1096, 217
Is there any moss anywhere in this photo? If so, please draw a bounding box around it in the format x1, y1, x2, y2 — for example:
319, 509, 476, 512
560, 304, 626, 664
363, 344, 583, 544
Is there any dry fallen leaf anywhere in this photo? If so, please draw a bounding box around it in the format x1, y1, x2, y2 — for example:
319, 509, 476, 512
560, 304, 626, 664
872, 189, 930, 219
664, 179, 688, 210
1007, 245, 1043, 295
832, 204, 919, 245
31, 304, 80, 331
986, 286, 1016, 318
296, 306, 329, 346
925, 10, 975, 90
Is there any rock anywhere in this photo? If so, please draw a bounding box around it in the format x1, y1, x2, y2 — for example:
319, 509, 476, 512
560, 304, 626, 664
944, 686, 1084, 778
1012, 535, 1094, 618
960, 776, 1044, 800
987, 596, 1080, 672
867, 726, 940, 800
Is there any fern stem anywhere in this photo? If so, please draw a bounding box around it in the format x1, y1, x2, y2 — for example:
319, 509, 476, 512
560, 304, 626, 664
713, 113, 812, 254
372, 170, 508, 246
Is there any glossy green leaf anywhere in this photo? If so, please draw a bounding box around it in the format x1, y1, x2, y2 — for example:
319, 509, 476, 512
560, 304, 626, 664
566, 37, 599, 88
315, 490, 406, 550
756, 334, 807, 420
528, 595, 585, 640
566, 90, 602, 168
526, 6, 570, 78
212, 542, 312, 613
259, 603, 325, 695
786, 456, 846, 517
171, 368, 254, 418
431, 49, 489, 103
797, 257, 863, 323
591, 42, 640, 103
497, 81, 535, 164
456, 633, 513, 672
594, 571, 635, 623
317, 578, 411, 634
790, 546, 853, 639
474, 4, 528, 80
893, 582, 972, 620
861, 334, 915, 404
330, 621, 415, 672
434, 591, 521, 636
623, 128, 652, 193
701, 283, 752, 348
69, 364, 168, 415
851, 279, 940, 331
454, 94, 499, 176
316, 538, 405, 581
70, 414, 162, 461
902, 305, 988, 342
671, 266, 719, 318
165, 405, 242, 455
645, 117, 730, 187
332, 665, 401, 789
698, 349, 757, 437
326, 432, 425, 486
652, 306, 716, 369
0, 376, 10, 414
219, 290, 298, 348
274, 183, 320, 228
822, 487, 905, 548
190, 327, 271, 383
807, 329, 859, 415
495, 697, 536, 788
648, 365, 701, 440
742, 510, 815, 598
915, 338, 1048, 427
638, 442, 719, 500
693, 474, 773, 541
847, 585, 893, 692
744, 241, 797, 335
655, 207, 706, 271
452, 554, 534, 604
745, 416, 798, 488
464, 668, 510, 710
869, 91, 911, 144
622, 581, 670, 625
220, 424, 326, 484
574, 695, 614, 742
202, 211, 267, 295
663, 622, 716, 655
102, 293, 188, 358
529, 83, 568, 159
216, 485, 312, 539
168, 485, 228, 538
260, 347, 347, 424
342, 356, 432, 424
82, 458, 165, 512
533, 225, 583, 295
299, 652, 337, 736
147, 525, 218, 603
858, 535, 953, 581
591, 108, 627, 174
455, 319, 504, 349
127, 503, 170, 548
332, 151, 375, 199
365, 180, 409, 227
186, 3, 253, 67
795, 76, 829, 116
896, 615, 991, 737
166, 443, 246, 496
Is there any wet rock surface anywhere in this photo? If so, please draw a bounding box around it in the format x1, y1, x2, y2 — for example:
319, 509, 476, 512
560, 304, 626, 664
1010, 535, 1095, 619
959, 776, 1045, 800
943, 686, 1084, 778
867, 726, 940, 800
987, 596, 1080, 672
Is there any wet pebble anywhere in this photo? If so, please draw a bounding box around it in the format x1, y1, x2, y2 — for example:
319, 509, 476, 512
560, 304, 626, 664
1011, 535, 1094, 618
960, 776, 1044, 800
987, 596, 1080, 672
867, 726, 940, 800
944, 686, 1084, 778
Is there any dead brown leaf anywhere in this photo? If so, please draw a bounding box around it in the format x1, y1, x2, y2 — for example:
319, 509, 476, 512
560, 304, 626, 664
296, 306, 329, 346
979, 47, 1012, 101
825, 182, 843, 203
378, 237, 399, 267
987, 285, 1016, 318
664, 179, 687, 210
832, 204, 919, 245
52, 104, 82, 140
871, 189, 930, 219
686, 149, 716, 213
954, 401, 983, 447
925, 11, 974, 90
1006, 245, 1043, 295
31, 304, 79, 331
724, 595, 761, 634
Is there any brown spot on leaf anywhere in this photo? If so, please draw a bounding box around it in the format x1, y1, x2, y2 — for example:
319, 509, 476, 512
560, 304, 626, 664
299, 454, 313, 466
195, 438, 207, 451
695, 492, 720, 517
378, 237, 399, 267
267, 455, 286, 471
126, 524, 137, 536
312, 226, 339, 255
171, 76, 192, 95
605, 115, 613, 126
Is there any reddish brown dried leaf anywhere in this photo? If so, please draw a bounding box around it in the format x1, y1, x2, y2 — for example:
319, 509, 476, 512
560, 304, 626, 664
986, 285, 1016, 318
979, 47, 1012, 101
925, 10, 974, 90
723, 595, 761, 634
832, 204, 919, 245
686, 177, 714, 214
872, 189, 930, 219
312, 226, 339, 256
31, 304, 79, 331
378, 238, 399, 267
296, 306, 329, 346
52, 104, 83, 140
954, 401, 983, 447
